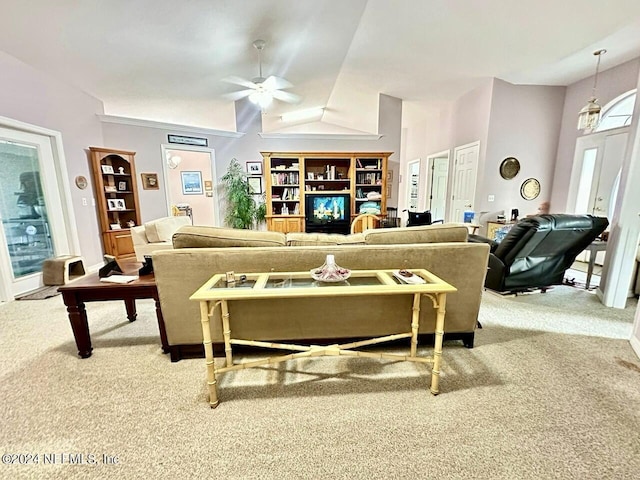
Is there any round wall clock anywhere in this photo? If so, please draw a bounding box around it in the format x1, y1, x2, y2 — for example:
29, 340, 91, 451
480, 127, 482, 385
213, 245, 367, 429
75, 175, 88, 189
520, 178, 541, 200
499, 157, 520, 180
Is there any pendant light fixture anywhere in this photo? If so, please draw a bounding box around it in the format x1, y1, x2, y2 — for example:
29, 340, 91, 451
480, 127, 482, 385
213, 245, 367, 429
578, 49, 607, 132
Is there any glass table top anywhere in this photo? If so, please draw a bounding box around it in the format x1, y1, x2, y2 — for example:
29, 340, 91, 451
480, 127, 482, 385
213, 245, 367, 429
210, 274, 385, 291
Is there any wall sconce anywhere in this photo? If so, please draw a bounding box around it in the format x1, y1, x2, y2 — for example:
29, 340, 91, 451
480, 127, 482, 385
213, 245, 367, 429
166, 153, 182, 169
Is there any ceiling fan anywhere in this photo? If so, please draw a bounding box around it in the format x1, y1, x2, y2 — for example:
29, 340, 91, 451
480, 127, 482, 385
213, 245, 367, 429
222, 39, 301, 109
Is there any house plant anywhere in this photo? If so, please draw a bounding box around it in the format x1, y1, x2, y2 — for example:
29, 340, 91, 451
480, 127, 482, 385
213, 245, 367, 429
221, 158, 266, 229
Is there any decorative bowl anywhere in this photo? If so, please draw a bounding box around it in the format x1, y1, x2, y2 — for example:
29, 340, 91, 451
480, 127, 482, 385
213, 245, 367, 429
310, 255, 351, 283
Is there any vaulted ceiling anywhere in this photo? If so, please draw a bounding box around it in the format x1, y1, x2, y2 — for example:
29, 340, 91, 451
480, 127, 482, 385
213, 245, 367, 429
2, 0, 640, 133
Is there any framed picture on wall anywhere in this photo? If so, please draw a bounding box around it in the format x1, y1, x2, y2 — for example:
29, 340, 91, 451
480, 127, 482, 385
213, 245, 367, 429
246, 161, 263, 175
248, 176, 263, 194
181, 171, 203, 195
141, 173, 159, 190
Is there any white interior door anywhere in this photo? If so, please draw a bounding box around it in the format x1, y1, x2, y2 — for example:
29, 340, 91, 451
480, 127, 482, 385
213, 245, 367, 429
428, 156, 449, 222
0, 127, 71, 298
450, 142, 479, 222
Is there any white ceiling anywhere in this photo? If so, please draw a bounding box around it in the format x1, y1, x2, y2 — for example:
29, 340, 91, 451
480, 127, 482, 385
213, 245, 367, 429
2, 0, 640, 133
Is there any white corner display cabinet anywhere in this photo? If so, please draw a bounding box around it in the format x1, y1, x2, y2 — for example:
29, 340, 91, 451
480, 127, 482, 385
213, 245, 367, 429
89, 147, 142, 258
262, 152, 390, 234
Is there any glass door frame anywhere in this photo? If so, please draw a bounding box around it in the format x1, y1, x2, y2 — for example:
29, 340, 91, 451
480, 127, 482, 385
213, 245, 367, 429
0, 116, 80, 301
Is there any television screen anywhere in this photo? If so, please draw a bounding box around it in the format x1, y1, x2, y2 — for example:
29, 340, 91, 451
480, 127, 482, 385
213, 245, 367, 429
308, 195, 348, 224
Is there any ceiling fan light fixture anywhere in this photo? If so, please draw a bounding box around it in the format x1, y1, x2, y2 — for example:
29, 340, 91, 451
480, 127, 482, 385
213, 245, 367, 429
249, 90, 273, 109
578, 49, 606, 133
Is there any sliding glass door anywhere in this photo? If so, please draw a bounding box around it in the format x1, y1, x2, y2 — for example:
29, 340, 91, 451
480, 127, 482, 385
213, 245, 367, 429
0, 128, 58, 298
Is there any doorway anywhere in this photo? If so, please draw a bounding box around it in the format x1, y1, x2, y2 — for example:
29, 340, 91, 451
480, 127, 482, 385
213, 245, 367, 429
160, 145, 218, 226
569, 127, 628, 264
425, 150, 450, 223
406, 159, 421, 211
450, 142, 480, 222
0, 120, 78, 301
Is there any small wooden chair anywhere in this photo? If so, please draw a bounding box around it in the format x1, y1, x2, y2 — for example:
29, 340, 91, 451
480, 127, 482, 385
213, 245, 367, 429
350, 213, 381, 234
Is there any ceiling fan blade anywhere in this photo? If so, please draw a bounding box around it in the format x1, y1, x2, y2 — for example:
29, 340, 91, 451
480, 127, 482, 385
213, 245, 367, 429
221, 75, 258, 89
272, 89, 302, 104
263, 75, 293, 91
222, 89, 254, 101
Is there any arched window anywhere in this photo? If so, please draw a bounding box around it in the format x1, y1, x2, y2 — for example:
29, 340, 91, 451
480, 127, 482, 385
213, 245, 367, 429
594, 89, 636, 132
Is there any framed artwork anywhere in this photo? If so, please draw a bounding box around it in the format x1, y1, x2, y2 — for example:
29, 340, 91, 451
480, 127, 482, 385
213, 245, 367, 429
204, 180, 213, 191
104, 185, 117, 193
141, 173, 159, 190
117, 181, 127, 191
167, 134, 208, 147
248, 176, 263, 194
387, 170, 393, 182
386, 185, 392, 198
101, 164, 114, 174
181, 171, 203, 195
110, 223, 121, 230
246, 161, 263, 175
107, 199, 126, 211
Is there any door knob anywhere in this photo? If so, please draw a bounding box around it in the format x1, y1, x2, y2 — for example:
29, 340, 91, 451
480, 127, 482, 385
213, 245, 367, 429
597, 197, 603, 201
465, 204, 472, 208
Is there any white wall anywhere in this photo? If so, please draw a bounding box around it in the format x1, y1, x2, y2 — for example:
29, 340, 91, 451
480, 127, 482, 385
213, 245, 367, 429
482, 79, 565, 217
551, 58, 640, 212
0, 50, 106, 266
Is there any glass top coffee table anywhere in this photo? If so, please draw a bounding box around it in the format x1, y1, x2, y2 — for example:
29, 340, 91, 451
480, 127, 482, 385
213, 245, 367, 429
190, 269, 457, 408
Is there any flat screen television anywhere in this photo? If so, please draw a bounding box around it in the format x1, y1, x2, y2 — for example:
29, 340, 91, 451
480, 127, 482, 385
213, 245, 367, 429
305, 194, 351, 233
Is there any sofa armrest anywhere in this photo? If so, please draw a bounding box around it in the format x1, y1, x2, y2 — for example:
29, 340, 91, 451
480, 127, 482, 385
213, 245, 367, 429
130, 225, 148, 247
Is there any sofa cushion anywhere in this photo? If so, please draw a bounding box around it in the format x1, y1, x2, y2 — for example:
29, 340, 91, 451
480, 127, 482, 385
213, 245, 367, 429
363, 224, 468, 245
286, 232, 365, 246
145, 216, 191, 243
172, 225, 286, 248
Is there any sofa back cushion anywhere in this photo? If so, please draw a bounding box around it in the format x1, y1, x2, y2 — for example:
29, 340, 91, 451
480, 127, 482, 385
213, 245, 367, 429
144, 216, 191, 243
172, 225, 286, 248
286, 232, 365, 246
153, 242, 490, 345
363, 224, 468, 245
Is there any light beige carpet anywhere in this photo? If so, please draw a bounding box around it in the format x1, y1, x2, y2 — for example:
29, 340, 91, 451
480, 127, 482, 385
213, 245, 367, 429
0, 287, 638, 479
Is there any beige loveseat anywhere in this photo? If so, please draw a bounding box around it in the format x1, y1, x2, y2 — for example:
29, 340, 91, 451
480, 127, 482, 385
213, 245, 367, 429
153, 224, 490, 361
130, 216, 191, 261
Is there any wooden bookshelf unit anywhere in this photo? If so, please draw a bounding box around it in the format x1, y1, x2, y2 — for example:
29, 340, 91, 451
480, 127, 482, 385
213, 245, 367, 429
89, 147, 142, 258
262, 152, 390, 234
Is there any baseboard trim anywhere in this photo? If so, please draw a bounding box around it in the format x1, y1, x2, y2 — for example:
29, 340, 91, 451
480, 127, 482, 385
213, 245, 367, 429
630, 335, 640, 360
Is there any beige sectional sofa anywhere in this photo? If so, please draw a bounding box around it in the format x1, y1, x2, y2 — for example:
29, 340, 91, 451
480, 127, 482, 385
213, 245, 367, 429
153, 224, 490, 361
130, 216, 191, 261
